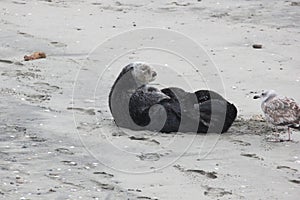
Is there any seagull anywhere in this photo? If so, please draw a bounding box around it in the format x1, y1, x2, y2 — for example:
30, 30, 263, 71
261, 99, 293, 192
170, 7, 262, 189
253, 90, 300, 141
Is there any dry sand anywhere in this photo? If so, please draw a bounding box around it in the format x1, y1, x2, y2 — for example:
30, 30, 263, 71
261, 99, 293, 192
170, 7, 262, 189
0, 0, 300, 199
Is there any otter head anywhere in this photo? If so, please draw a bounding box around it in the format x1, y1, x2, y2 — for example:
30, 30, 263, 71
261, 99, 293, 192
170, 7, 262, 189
139, 86, 170, 102
131, 62, 157, 85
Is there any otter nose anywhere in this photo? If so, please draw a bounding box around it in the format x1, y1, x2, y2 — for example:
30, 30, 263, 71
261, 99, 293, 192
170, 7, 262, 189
152, 71, 157, 77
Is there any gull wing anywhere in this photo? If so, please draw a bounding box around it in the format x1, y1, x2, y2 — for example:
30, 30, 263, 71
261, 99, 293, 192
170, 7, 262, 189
263, 97, 300, 126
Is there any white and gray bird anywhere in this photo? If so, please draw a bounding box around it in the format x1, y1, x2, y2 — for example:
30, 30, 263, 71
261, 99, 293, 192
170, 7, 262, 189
254, 90, 300, 141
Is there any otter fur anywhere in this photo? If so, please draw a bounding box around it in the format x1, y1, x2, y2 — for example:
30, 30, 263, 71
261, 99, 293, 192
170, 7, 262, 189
109, 62, 237, 133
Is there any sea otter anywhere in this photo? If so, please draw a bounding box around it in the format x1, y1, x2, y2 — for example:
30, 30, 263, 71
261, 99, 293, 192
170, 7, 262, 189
108, 62, 158, 130
109, 62, 237, 133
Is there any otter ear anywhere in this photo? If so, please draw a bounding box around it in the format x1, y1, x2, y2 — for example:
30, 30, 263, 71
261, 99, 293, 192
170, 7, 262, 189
120, 64, 134, 76
128, 66, 134, 72
124, 64, 134, 71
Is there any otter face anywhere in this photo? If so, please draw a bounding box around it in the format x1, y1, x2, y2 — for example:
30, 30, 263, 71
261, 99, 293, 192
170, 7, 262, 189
137, 86, 170, 102
131, 62, 157, 85
144, 86, 170, 101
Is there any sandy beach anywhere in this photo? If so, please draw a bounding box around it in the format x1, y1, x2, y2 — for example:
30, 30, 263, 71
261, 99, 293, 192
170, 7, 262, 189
0, 0, 300, 199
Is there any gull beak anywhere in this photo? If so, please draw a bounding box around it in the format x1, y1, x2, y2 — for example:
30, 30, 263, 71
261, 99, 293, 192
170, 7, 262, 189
253, 95, 260, 99
152, 71, 157, 78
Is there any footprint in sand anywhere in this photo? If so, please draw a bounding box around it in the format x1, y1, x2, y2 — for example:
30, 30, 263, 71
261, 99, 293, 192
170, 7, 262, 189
32, 82, 60, 93
90, 180, 115, 191
137, 153, 161, 161
55, 148, 74, 155
276, 165, 298, 173
93, 171, 114, 178
203, 186, 232, 198
174, 165, 218, 179
24, 93, 51, 103
231, 139, 251, 146
289, 179, 300, 184
61, 160, 77, 166
28, 135, 47, 142
186, 169, 218, 179
0, 124, 27, 142
67, 107, 96, 115
240, 153, 264, 160
2, 70, 42, 80
50, 41, 67, 48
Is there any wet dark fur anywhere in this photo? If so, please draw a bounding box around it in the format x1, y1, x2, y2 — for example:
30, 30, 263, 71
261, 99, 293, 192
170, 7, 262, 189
109, 65, 238, 133
129, 86, 181, 133
160, 87, 237, 133
129, 87, 237, 133
108, 64, 141, 130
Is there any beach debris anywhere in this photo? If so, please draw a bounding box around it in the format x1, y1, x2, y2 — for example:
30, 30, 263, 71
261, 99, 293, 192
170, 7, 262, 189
252, 44, 262, 49
253, 90, 300, 141
49, 188, 56, 193
252, 44, 263, 49
24, 52, 46, 61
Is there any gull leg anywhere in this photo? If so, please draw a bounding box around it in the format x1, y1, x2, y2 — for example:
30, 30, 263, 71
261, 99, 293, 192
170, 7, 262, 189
275, 127, 279, 137
287, 127, 291, 141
